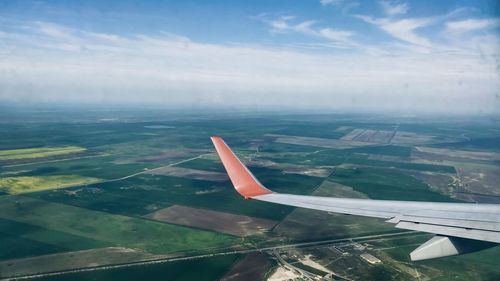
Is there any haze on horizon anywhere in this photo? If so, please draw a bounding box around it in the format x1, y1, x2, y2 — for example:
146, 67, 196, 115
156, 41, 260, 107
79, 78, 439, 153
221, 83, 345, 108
0, 0, 499, 115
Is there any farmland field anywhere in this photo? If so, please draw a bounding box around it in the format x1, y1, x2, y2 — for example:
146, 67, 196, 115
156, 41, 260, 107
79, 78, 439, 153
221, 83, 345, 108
145, 205, 277, 236
0, 196, 239, 255
0, 146, 86, 161
0, 175, 101, 194
1, 109, 499, 280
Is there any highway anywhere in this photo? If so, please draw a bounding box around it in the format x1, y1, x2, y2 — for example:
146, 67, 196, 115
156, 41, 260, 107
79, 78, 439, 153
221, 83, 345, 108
3, 231, 426, 280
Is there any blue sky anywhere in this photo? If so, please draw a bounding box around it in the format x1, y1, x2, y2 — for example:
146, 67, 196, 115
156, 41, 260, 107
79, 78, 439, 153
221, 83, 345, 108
0, 0, 499, 114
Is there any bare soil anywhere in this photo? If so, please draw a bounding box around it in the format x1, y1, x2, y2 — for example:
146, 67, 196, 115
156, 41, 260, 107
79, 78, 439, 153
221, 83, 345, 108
390, 131, 435, 145
144, 205, 277, 237
145, 166, 228, 182
135, 149, 208, 162
266, 134, 373, 149
248, 159, 332, 177
414, 147, 500, 162
220, 252, 273, 281
454, 163, 500, 203
341, 129, 394, 144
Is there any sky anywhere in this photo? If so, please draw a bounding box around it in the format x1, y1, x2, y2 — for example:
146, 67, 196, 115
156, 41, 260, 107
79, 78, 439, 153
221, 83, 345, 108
0, 0, 499, 114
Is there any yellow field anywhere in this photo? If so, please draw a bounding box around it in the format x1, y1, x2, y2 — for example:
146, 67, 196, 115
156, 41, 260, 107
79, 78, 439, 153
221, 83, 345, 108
0, 175, 101, 194
0, 146, 86, 161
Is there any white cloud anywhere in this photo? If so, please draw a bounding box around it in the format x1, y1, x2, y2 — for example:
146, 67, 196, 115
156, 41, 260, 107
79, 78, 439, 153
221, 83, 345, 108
445, 18, 500, 33
355, 7, 472, 49
380, 1, 409, 16
379, 18, 433, 47
258, 15, 355, 47
318, 28, 353, 42
271, 18, 317, 35
33, 22, 73, 38
0, 21, 498, 114
320, 0, 360, 14
356, 15, 433, 47
320, 0, 343, 6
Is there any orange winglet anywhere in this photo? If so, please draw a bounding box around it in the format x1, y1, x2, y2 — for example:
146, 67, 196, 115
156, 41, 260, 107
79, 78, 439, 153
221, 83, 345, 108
211, 136, 272, 199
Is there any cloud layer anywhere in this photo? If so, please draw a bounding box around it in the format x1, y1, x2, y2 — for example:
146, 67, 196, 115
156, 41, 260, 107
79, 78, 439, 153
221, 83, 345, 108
0, 2, 499, 115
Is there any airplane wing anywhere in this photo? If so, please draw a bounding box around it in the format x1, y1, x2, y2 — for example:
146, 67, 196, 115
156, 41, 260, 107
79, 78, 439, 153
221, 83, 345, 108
211, 136, 500, 261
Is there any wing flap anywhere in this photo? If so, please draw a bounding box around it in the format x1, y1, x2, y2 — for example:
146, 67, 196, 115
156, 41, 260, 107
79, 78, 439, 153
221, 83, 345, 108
395, 221, 500, 243
391, 214, 500, 232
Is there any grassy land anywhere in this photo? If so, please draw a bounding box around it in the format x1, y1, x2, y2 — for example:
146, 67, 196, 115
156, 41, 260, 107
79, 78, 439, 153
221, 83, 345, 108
176, 158, 225, 172
30, 173, 299, 221
262, 145, 412, 167
1, 111, 499, 280
0, 196, 239, 255
1, 155, 157, 180
0, 218, 110, 260
346, 156, 456, 173
340, 145, 412, 157
0, 146, 86, 161
329, 166, 459, 202
31, 254, 242, 281
0, 175, 102, 194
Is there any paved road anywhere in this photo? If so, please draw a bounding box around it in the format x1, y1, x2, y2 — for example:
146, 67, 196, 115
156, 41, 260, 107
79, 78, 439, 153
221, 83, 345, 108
3, 231, 424, 280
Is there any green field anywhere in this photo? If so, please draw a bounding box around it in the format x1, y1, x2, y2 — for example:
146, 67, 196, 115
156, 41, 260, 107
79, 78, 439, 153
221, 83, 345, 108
329, 166, 459, 202
0, 218, 110, 260
346, 156, 456, 173
0, 146, 86, 161
0, 175, 102, 194
28, 173, 300, 220
0, 110, 499, 280
32, 255, 242, 281
0, 196, 239, 255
